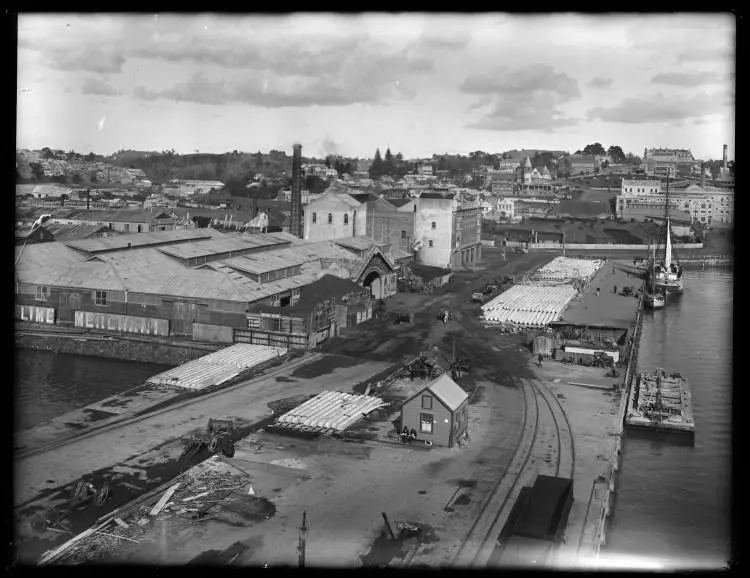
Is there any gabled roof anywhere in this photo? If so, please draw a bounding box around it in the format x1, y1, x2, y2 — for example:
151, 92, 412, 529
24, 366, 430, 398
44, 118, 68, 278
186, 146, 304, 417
406, 374, 468, 412
524, 157, 532, 168
348, 192, 379, 204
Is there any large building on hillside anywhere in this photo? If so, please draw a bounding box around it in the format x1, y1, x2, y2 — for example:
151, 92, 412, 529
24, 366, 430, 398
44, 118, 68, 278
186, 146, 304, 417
616, 183, 733, 227
561, 154, 600, 176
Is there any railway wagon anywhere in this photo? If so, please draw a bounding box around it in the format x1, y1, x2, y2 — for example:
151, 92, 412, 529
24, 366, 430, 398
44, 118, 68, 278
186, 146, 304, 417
495, 475, 574, 567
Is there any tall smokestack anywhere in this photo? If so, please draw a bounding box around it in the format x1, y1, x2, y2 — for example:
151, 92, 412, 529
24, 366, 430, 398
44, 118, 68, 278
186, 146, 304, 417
723, 144, 728, 170
290, 144, 303, 238
701, 163, 706, 189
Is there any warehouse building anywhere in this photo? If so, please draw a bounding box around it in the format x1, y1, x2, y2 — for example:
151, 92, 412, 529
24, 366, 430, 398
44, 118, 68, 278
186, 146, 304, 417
14, 229, 397, 348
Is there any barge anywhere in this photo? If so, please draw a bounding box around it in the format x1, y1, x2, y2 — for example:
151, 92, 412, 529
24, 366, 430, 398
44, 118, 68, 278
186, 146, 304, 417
625, 368, 694, 433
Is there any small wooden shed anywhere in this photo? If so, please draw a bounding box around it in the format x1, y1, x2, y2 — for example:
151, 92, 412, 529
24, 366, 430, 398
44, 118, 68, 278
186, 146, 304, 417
400, 374, 469, 448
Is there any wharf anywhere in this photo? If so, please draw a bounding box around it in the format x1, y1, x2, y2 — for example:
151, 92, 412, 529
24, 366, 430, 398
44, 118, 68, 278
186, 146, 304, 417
625, 370, 694, 433
557, 261, 644, 329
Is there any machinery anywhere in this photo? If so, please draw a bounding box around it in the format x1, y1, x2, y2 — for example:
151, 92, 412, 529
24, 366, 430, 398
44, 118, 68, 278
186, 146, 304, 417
181, 418, 236, 460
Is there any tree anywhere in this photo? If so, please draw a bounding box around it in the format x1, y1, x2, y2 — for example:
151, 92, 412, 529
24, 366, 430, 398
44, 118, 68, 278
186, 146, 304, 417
369, 148, 384, 179
41, 147, 54, 159
607, 145, 626, 164
582, 143, 606, 156
29, 162, 45, 181
86, 152, 96, 162
325, 157, 331, 168
385, 148, 393, 163
72, 173, 81, 184
395, 152, 403, 163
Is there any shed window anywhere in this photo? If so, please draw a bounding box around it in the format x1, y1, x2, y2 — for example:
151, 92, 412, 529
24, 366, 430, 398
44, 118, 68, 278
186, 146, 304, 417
312, 212, 317, 224
35, 286, 49, 302
419, 413, 434, 434
429, 240, 433, 248
344, 213, 349, 225
328, 213, 333, 224
421, 395, 433, 410
95, 290, 108, 306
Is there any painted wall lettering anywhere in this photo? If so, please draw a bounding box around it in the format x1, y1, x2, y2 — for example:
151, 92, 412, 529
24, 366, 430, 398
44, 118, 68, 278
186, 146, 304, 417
17, 305, 55, 324
74, 311, 169, 336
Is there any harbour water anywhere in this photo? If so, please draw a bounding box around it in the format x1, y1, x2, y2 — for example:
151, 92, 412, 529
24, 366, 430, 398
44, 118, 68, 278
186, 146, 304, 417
605, 269, 733, 569
14, 349, 172, 431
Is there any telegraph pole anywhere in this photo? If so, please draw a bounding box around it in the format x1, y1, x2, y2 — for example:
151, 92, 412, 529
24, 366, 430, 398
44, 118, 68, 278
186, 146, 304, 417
298, 510, 308, 568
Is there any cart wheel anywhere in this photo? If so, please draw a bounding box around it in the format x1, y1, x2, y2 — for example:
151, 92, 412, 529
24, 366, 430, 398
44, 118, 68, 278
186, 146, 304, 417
222, 440, 235, 458
70, 479, 87, 501
208, 436, 219, 454
95, 482, 110, 506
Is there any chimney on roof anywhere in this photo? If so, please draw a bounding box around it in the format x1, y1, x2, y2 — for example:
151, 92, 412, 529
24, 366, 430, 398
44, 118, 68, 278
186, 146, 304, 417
701, 163, 706, 189
723, 144, 728, 170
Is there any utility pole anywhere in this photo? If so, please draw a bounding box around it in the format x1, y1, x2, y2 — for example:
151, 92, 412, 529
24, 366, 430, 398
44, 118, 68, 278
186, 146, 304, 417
298, 510, 308, 568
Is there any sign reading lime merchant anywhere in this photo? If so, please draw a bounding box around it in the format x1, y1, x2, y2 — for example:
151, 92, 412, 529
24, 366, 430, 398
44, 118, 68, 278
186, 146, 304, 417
74, 311, 169, 336
17, 305, 55, 324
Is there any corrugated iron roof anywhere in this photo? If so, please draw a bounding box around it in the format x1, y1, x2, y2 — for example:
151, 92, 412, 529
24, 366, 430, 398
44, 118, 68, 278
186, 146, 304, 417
385, 198, 413, 208
65, 229, 216, 253
42, 222, 112, 242
334, 236, 381, 252
156, 234, 290, 260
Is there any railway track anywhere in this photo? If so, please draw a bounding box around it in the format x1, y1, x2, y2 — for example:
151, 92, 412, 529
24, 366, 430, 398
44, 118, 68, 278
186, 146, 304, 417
447, 375, 575, 569
14, 352, 323, 462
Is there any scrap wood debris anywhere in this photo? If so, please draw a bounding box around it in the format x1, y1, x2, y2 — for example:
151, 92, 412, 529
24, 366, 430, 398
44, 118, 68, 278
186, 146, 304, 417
45, 467, 254, 565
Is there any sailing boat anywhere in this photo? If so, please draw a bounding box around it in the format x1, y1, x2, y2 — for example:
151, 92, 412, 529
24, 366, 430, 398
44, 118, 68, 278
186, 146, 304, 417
645, 241, 665, 309
649, 176, 684, 294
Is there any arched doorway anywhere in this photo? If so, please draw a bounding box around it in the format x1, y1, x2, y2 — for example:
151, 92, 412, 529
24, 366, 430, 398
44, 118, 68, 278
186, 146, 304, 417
363, 270, 383, 299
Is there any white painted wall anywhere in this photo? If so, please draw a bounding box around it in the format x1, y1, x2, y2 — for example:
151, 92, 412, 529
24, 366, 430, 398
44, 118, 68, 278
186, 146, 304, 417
304, 192, 368, 241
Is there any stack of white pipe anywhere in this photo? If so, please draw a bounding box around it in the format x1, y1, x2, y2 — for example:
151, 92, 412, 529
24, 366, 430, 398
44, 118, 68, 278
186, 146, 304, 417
276, 391, 386, 432
532, 257, 603, 283
481, 284, 577, 328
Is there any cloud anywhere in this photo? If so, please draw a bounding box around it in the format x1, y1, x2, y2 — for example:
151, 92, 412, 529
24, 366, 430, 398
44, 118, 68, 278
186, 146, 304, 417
132, 48, 431, 108
650, 71, 723, 87
460, 65, 580, 131
81, 76, 119, 96
677, 46, 734, 63
588, 77, 612, 89
41, 46, 126, 74
587, 91, 727, 124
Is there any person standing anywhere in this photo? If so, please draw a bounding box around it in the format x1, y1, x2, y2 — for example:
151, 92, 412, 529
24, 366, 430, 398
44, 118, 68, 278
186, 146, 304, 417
538, 353, 544, 367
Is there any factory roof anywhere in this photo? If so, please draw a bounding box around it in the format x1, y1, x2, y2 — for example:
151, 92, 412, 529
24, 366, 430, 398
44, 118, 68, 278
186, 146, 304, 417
334, 236, 382, 253
65, 229, 216, 254
155, 233, 291, 260
53, 208, 175, 223
41, 222, 113, 242
406, 375, 468, 412
420, 192, 455, 199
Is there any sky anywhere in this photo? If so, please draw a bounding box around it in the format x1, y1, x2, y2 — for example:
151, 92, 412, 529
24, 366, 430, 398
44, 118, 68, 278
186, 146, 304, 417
16, 13, 736, 161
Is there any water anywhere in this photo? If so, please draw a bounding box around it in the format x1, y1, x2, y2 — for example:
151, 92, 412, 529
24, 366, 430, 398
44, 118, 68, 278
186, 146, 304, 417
605, 269, 733, 570
14, 349, 172, 431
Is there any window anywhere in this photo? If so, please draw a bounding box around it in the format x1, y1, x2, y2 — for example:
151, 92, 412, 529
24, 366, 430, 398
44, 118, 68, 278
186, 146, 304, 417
431, 221, 436, 229
344, 213, 349, 225
327, 213, 333, 224
401, 230, 406, 239
95, 290, 108, 306
419, 413, 434, 434
137, 224, 142, 233
312, 212, 317, 224
428, 240, 433, 248
413, 204, 417, 212
422, 395, 433, 410
124, 223, 130, 232
35, 286, 49, 302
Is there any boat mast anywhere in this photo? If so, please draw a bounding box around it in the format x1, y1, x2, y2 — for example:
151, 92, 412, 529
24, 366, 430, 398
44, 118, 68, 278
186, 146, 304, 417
664, 174, 672, 269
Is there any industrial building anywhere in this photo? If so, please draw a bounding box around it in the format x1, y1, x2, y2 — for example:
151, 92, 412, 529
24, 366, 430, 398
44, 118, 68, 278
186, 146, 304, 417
14, 228, 399, 348
400, 374, 469, 448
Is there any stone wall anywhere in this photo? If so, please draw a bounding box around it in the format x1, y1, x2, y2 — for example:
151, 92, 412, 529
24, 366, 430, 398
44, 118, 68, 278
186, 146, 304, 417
15, 332, 220, 366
